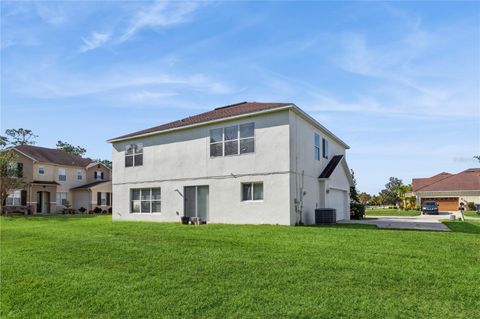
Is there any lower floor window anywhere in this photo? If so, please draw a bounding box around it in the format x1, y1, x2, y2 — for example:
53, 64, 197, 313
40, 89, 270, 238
56, 192, 68, 206
242, 182, 264, 201
131, 188, 161, 213
6, 190, 21, 206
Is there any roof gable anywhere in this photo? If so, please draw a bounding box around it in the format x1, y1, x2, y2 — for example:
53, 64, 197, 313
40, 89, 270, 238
415, 169, 480, 192
13, 145, 93, 167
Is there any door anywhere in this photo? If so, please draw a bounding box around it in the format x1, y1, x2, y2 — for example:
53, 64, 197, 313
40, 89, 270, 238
36, 191, 42, 213
184, 186, 209, 221
43, 192, 50, 214
423, 198, 458, 212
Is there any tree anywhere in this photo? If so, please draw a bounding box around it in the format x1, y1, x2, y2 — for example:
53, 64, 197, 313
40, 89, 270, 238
358, 192, 372, 205
0, 150, 26, 214
56, 141, 87, 157
349, 169, 365, 219
474, 155, 480, 163
378, 177, 403, 206
0, 136, 7, 150
4, 128, 38, 146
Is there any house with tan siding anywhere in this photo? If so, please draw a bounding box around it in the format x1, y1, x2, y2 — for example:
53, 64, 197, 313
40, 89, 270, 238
3, 145, 112, 214
412, 168, 480, 211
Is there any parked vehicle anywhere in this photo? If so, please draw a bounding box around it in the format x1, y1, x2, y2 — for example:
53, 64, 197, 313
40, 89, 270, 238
422, 201, 439, 215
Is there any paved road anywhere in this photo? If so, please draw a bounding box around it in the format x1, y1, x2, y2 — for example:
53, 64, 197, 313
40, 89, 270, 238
339, 213, 453, 231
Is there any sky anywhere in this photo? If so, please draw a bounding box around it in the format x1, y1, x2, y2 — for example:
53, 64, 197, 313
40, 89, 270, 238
1, 0, 479, 194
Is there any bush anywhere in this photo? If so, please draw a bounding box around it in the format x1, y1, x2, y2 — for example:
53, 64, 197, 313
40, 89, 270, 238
93, 207, 102, 214
351, 202, 365, 220
102, 210, 108, 214
466, 202, 475, 211
78, 207, 86, 214
108, 207, 112, 214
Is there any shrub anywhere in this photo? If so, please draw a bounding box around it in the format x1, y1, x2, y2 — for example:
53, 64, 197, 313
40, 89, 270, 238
102, 210, 108, 214
350, 202, 365, 220
93, 207, 102, 214
78, 207, 86, 214
466, 202, 475, 211
108, 207, 112, 214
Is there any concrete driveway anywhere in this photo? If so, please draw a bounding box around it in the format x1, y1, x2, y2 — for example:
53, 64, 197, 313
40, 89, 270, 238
339, 213, 453, 231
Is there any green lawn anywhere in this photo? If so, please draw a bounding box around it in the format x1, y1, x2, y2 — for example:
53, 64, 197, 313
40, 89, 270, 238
365, 208, 421, 216
464, 210, 480, 218
1, 216, 479, 318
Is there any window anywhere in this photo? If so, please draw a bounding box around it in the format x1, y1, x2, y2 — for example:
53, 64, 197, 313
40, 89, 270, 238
38, 166, 45, 175
58, 168, 66, 181
314, 133, 320, 161
131, 188, 161, 213
16, 163, 23, 177
77, 170, 83, 180
56, 192, 68, 206
242, 182, 263, 201
322, 138, 329, 159
94, 171, 104, 180
6, 190, 21, 206
210, 123, 255, 157
125, 143, 143, 167
97, 192, 111, 206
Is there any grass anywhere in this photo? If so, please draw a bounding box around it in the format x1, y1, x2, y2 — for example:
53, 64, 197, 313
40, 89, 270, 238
1, 215, 479, 319
365, 208, 420, 217
464, 210, 480, 218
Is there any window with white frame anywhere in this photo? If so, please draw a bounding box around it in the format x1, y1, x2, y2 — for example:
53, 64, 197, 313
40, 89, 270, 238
5, 190, 21, 206
101, 192, 107, 206
322, 138, 329, 159
131, 188, 161, 213
77, 170, 83, 180
38, 166, 45, 175
94, 171, 103, 180
58, 168, 66, 181
242, 182, 264, 201
314, 133, 320, 161
210, 123, 255, 157
125, 143, 143, 167
56, 192, 68, 206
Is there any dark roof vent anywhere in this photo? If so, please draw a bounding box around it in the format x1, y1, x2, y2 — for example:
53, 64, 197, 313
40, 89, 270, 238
214, 101, 248, 110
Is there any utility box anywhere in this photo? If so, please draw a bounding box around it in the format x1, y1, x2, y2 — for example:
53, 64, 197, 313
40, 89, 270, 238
315, 208, 336, 224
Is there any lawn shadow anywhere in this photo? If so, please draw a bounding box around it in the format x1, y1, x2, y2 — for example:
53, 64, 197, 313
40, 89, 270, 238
307, 223, 378, 230
443, 221, 480, 234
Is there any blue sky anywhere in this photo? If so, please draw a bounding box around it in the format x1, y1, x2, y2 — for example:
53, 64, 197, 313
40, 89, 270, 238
1, 1, 479, 194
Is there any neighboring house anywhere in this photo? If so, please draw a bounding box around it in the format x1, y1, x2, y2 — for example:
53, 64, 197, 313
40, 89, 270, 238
4, 145, 112, 214
412, 168, 480, 211
108, 101, 353, 225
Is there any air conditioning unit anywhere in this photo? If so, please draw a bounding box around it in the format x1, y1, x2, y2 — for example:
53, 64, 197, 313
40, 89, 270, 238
315, 208, 336, 224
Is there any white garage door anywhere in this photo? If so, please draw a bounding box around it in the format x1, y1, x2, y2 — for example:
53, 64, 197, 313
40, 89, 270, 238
330, 189, 349, 221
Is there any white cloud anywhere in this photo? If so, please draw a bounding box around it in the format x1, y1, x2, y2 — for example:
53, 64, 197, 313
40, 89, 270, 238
119, 1, 199, 42
79, 32, 111, 53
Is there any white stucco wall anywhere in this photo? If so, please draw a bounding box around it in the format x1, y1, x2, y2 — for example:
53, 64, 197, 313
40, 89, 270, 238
288, 111, 351, 223
112, 111, 292, 225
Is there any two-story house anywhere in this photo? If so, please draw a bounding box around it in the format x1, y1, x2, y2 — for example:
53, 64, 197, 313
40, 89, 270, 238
4, 145, 112, 214
108, 102, 353, 225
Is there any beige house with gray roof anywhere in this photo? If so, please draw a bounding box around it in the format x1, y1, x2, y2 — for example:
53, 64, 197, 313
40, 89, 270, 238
3, 145, 112, 214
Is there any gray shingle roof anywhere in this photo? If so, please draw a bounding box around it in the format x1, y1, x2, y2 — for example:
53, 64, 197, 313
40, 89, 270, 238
14, 145, 93, 167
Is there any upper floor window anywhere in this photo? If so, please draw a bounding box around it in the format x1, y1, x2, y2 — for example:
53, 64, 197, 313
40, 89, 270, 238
94, 171, 104, 180
125, 143, 143, 167
242, 182, 264, 201
314, 133, 320, 161
77, 170, 83, 180
131, 188, 161, 213
322, 138, 329, 159
58, 168, 66, 181
210, 123, 255, 157
38, 166, 45, 175
16, 163, 23, 177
